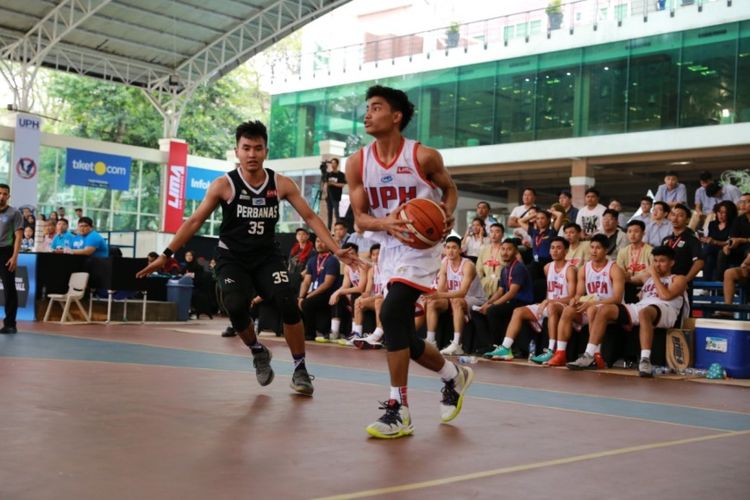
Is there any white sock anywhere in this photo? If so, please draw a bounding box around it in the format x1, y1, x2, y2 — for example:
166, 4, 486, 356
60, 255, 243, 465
548, 339, 556, 351
641, 349, 651, 360
452, 332, 461, 344
331, 318, 340, 334
352, 324, 363, 335
502, 337, 514, 349
426, 331, 436, 342
438, 360, 459, 382
585, 343, 598, 356
390, 386, 401, 404
371, 327, 384, 340
557, 340, 567, 351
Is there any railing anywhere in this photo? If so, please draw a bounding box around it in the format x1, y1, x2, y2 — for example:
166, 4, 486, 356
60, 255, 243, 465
269, 0, 724, 85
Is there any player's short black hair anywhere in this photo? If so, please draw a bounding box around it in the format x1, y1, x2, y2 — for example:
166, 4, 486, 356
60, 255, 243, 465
445, 236, 462, 246
590, 234, 609, 248
627, 220, 646, 231
235, 120, 268, 146
652, 245, 676, 260
550, 236, 569, 249
366, 85, 415, 131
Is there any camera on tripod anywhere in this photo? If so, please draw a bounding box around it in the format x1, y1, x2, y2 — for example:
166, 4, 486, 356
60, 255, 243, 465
320, 160, 330, 175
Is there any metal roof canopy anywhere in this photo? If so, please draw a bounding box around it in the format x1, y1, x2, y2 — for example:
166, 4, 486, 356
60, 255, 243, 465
0, 0, 349, 136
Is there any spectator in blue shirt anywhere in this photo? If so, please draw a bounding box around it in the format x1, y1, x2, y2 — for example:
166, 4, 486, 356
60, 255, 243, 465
50, 218, 75, 252
71, 216, 109, 257
654, 171, 687, 208
298, 238, 342, 341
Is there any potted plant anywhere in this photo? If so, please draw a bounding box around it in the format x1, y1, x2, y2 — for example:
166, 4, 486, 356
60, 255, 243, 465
546, 0, 563, 30
446, 22, 460, 48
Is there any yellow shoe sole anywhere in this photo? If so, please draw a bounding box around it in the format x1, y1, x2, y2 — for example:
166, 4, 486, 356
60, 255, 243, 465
366, 424, 414, 439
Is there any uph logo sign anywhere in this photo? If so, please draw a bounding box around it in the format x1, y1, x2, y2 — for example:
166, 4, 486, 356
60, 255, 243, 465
17, 116, 40, 130
65, 148, 132, 191
15, 157, 37, 179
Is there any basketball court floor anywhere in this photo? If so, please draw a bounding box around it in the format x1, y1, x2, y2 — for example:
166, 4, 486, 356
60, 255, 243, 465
1, 319, 749, 499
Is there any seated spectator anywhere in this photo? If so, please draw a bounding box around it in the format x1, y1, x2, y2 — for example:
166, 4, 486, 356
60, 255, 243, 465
557, 190, 578, 226
563, 222, 590, 268
476, 223, 505, 298
608, 199, 628, 228
475, 201, 499, 234
695, 171, 741, 217
39, 220, 56, 252
23, 212, 35, 230
476, 239, 535, 357
508, 187, 537, 229
629, 197, 653, 226
645, 201, 672, 247
48, 211, 58, 225
551, 234, 626, 368
722, 253, 750, 311
586, 246, 687, 377
461, 217, 488, 263
288, 227, 313, 290
721, 193, 750, 270
145, 251, 181, 275
548, 203, 569, 235
344, 223, 373, 258
50, 218, 75, 252
700, 200, 735, 281
661, 204, 703, 283
332, 221, 349, 248
182, 250, 202, 275
616, 220, 653, 285
654, 171, 687, 208
598, 209, 627, 257
327, 242, 367, 342
575, 188, 606, 239
20, 226, 34, 252
424, 236, 487, 356
299, 238, 342, 342
70, 217, 109, 257
351, 244, 385, 348
486, 237, 576, 362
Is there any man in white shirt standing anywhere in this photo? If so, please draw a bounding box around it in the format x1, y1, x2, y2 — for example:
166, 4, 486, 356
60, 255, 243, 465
575, 188, 606, 240
508, 187, 537, 229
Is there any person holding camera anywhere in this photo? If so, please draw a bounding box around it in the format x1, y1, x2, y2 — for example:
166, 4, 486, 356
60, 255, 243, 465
323, 158, 346, 229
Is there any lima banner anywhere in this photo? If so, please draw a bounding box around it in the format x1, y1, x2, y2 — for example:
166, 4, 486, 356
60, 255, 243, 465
65, 148, 132, 191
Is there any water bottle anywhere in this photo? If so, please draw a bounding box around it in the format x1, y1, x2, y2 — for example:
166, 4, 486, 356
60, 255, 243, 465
458, 356, 478, 365
528, 339, 536, 361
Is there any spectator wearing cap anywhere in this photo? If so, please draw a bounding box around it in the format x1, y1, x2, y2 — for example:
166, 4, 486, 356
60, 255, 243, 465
654, 171, 687, 208
70, 217, 109, 257
558, 190, 578, 225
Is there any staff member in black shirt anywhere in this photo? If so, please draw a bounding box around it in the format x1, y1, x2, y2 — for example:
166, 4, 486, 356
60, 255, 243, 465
0, 183, 24, 334
324, 158, 346, 229
662, 203, 703, 282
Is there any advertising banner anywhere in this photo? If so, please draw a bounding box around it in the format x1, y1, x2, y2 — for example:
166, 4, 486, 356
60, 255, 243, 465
11, 114, 42, 207
162, 141, 188, 233
65, 148, 132, 191
185, 166, 223, 201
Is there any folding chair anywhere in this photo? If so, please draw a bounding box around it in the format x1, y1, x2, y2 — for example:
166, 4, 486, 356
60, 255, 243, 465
43, 272, 91, 323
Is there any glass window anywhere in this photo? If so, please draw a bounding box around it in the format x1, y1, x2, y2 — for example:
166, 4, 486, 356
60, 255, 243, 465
535, 50, 580, 140
582, 44, 627, 135
455, 63, 496, 146
495, 57, 537, 143
737, 21, 750, 123
417, 68, 458, 149
628, 33, 680, 131
680, 25, 738, 127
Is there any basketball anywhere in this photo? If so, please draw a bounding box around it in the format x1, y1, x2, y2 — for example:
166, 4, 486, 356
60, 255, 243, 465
398, 199, 446, 249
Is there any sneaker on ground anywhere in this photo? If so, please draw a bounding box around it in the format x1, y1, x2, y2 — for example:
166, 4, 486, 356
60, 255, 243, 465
366, 400, 413, 439
440, 364, 474, 423
251, 345, 274, 386
221, 326, 236, 337
354, 334, 383, 350
338, 334, 360, 346
638, 357, 654, 378
546, 350, 568, 366
440, 342, 464, 356
329, 332, 340, 342
487, 346, 513, 360
531, 349, 554, 364
314, 335, 330, 343
290, 368, 315, 396
567, 352, 605, 370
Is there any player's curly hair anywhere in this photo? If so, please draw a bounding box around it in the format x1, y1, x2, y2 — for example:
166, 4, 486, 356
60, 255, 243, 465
366, 85, 415, 131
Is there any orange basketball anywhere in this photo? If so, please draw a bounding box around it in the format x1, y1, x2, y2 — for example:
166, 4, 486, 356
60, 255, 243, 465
398, 199, 446, 249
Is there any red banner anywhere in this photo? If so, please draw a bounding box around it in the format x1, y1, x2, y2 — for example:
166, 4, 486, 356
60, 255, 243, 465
162, 141, 188, 233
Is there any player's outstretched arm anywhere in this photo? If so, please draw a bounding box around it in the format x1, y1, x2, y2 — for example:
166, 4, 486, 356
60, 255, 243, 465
278, 174, 361, 268
136, 177, 224, 278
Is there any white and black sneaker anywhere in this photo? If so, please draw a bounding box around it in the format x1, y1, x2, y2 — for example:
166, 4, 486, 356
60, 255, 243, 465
366, 400, 413, 439
251, 345, 274, 386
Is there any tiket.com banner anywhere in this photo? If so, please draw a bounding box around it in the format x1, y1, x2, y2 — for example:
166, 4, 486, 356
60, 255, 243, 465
65, 148, 132, 191
185, 166, 222, 201
11, 114, 42, 207
162, 141, 188, 233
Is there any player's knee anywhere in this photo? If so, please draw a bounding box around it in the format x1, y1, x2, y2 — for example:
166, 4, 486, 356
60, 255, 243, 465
275, 291, 300, 324
409, 336, 426, 360
222, 289, 248, 316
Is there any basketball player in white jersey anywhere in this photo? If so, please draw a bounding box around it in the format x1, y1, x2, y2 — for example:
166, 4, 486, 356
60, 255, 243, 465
587, 246, 687, 377
349, 244, 385, 348
489, 237, 577, 363
550, 234, 626, 369
346, 85, 473, 439
327, 242, 367, 342
424, 236, 486, 356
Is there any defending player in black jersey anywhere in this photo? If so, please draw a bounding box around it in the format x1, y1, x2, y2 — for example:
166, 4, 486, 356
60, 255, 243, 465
138, 121, 360, 396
